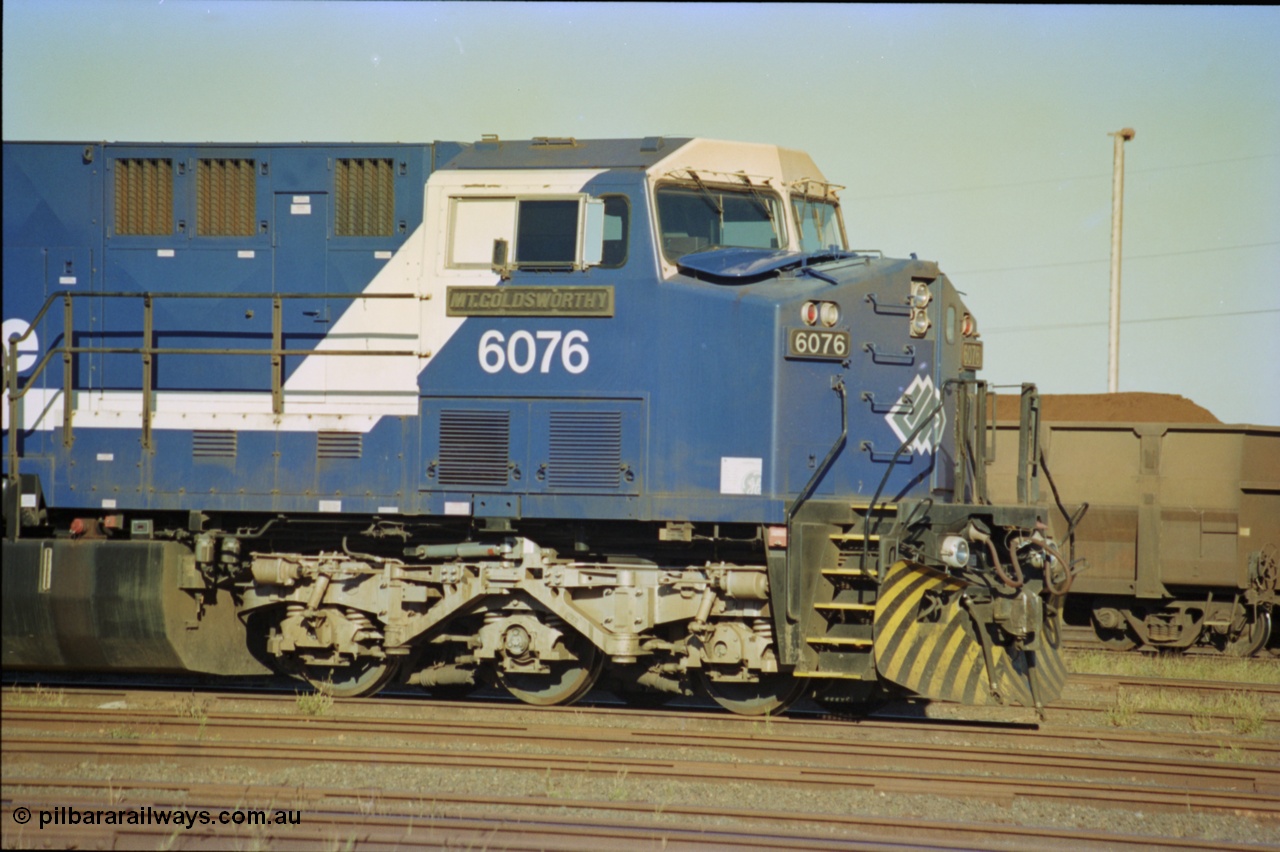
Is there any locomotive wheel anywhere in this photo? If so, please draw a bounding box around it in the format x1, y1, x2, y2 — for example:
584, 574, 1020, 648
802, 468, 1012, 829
498, 640, 604, 706
1225, 610, 1272, 657
301, 658, 400, 698
699, 670, 805, 716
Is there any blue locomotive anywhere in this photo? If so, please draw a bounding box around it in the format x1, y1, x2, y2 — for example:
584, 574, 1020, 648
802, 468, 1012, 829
3, 137, 1066, 713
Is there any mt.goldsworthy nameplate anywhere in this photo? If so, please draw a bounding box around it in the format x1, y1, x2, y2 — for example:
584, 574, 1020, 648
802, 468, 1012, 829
446, 286, 615, 317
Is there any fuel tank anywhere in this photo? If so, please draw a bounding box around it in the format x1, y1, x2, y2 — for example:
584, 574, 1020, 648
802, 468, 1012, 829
2, 539, 270, 675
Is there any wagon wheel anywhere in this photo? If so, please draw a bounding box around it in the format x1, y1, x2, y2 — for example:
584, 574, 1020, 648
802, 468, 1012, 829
301, 658, 400, 698
498, 636, 604, 706
698, 670, 806, 716
1224, 609, 1272, 657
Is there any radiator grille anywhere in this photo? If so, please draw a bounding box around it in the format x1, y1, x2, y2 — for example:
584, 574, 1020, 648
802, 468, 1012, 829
197, 158, 257, 236
548, 411, 622, 489
192, 430, 237, 459
335, 158, 395, 236
114, 158, 173, 235
438, 410, 510, 487
317, 431, 362, 459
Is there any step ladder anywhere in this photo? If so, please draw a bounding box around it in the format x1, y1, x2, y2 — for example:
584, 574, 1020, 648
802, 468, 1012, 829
796, 509, 894, 681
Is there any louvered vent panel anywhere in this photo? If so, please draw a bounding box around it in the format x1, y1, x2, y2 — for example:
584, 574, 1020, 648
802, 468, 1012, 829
438, 410, 510, 487
197, 158, 256, 236
335, 158, 395, 237
318, 431, 362, 459
192, 430, 237, 459
114, 158, 173, 235
548, 411, 622, 489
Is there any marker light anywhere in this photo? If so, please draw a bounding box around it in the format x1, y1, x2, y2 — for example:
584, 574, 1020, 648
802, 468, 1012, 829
910, 280, 932, 309
961, 312, 978, 337
819, 301, 840, 327
801, 301, 819, 326
909, 311, 932, 337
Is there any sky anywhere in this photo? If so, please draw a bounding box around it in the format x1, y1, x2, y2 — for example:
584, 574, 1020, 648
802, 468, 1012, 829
4, 2, 1278, 425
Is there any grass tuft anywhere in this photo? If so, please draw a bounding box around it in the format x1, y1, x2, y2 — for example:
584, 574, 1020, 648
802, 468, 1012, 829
1065, 649, 1280, 685
608, 770, 631, 801
1212, 743, 1258, 764
296, 688, 335, 717
8, 683, 68, 708
1103, 690, 1139, 727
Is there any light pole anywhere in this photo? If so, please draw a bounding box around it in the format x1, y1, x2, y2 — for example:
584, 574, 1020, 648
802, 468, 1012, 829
1108, 127, 1135, 394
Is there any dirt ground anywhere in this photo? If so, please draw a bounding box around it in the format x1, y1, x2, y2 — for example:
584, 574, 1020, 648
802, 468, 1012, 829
994, 392, 1220, 424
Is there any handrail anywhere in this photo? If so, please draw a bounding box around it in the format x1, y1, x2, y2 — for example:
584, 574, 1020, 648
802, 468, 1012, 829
785, 377, 848, 622
1016, 384, 1041, 505
6, 290, 421, 535
16, 290, 419, 301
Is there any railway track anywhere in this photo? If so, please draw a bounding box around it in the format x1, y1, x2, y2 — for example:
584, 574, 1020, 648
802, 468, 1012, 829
3, 776, 1271, 852
6, 734, 1279, 822
10, 660, 1280, 711
12, 683, 1279, 769
9, 684, 1275, 744
4, 682, 1278, 850
6, 704, 1278, 804
1062, 625, 1280, 659
1068, 672, 1280, 696
12, 680, 1280, 741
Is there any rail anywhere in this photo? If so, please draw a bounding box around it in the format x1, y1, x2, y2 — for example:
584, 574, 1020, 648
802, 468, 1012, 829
5, 290, 419, 536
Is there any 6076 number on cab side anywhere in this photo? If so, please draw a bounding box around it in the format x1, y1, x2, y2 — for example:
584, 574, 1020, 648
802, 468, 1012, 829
786, 328, 850, 361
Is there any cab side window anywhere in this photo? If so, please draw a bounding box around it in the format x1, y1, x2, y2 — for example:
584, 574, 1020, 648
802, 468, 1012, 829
516, 200, 578, 265
600, 195, 629, 268
448, 194, 618, 271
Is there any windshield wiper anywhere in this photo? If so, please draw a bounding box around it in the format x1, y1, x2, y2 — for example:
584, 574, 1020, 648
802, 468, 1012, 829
799, 266, 840, 285
686, 170, 723, 216
738, 174, 775, 223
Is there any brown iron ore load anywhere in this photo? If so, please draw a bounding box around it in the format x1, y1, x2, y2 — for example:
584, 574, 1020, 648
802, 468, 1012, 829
995, 392, 1220, 424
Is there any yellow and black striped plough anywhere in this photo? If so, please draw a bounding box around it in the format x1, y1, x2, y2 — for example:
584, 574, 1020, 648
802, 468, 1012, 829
873, 560, 1067, 708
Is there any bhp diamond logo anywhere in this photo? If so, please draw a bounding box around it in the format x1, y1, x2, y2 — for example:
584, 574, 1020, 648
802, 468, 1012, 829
884, 374, 945, 455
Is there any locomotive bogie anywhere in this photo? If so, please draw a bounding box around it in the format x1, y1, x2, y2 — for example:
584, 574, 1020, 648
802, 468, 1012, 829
238, 532, 791, 698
